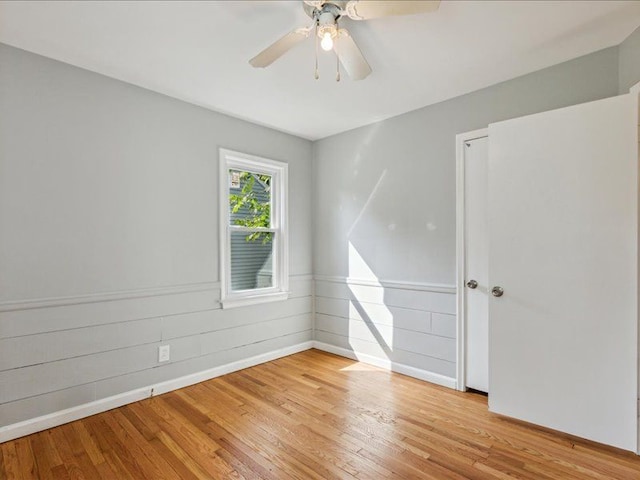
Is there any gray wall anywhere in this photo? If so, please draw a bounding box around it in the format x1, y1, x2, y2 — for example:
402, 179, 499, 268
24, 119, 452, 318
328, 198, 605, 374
312, 47, 620, 379
0, 43, 313, 427
0, 37, 631, 428
620, 25, 640, 93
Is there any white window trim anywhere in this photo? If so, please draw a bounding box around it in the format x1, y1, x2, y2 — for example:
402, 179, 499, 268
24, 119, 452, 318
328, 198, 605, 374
219, 148, 289, 309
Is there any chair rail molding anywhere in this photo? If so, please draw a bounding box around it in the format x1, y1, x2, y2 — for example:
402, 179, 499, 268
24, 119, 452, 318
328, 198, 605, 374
0, 282, 221, 313
314, 275, 456, 294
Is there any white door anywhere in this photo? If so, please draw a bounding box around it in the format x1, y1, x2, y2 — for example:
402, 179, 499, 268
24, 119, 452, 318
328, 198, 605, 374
464, 136, 489, 393
488, 94, 637, 451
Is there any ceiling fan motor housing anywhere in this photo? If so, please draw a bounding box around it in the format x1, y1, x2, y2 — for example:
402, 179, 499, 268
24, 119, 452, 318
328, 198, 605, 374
309, 3, 341, 21
313, 3, 342, 42
315, 3, 342, 40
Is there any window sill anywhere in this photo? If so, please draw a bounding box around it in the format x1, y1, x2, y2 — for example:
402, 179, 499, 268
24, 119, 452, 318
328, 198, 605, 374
221, 291, 289, 310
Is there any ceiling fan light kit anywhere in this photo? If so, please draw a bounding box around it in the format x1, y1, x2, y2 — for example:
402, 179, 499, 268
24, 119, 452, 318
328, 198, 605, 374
318, 25, 337, 52
249, 0, 441, 82
316, 2, 340, 52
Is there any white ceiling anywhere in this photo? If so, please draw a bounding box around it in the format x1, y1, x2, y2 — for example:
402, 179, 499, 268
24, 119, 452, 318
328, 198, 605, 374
1, 1, 639, 140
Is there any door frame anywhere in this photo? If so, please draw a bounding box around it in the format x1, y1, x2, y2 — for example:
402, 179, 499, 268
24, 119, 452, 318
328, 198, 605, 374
630, 81, 640, 455
455, 127, 489, 391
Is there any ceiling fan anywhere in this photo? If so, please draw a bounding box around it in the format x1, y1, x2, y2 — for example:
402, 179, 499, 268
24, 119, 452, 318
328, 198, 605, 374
249, 0, 441, 81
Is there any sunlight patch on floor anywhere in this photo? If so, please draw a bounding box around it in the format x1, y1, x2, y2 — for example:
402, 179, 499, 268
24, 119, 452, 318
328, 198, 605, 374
339, 362, 382, 372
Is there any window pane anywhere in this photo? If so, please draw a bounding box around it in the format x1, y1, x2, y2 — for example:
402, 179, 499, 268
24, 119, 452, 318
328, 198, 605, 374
230, 231, 274, 291
228, 170, 271, 228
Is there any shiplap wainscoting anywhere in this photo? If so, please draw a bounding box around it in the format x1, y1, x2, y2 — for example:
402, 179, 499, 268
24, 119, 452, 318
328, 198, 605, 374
312, 277, 457, 388
0, 275, 313, 442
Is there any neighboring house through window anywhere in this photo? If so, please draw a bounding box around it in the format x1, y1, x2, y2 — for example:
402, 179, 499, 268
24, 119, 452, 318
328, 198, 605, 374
219, 149, 289, 308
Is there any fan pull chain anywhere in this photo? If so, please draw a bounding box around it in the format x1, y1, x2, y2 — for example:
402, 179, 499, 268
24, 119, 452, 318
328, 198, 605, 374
335, 28, 340, 82
314, 21, 319, 80
334, 18, 340, 82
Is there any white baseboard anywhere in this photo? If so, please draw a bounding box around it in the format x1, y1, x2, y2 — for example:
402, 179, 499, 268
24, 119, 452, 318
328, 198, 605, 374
312, 341, 457, 390
0, 339, 457, 443
0, 341, 314, 443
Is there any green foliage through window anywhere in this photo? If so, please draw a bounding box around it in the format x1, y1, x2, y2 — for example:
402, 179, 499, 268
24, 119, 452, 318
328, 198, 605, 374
229, 170, 272, 243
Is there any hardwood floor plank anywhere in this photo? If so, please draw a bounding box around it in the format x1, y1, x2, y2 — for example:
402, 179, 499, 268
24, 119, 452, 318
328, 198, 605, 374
185, 390, 309, 480
214, 437, 272, 480
29, 433, 61, 480
122, 403, 209, 480
12, 437, 38, 480
155, 430, 215, 480
82, 417, 139, 480
49, 427, 88, 480
0, 441, 19, 480
1, 349, 640, 479
103, 410, 181, 480
69, 422, 105, 467
100, 449, 136, 480
58, 424, 108, 480
143, 397, 242, 479
120, 403, 160, 441
190, 389, 334, 479
0, 443, 6, 480
169, 390, 289, 479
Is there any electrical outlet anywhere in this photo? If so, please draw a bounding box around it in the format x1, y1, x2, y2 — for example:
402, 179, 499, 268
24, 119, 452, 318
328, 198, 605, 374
158, 344, 170, 363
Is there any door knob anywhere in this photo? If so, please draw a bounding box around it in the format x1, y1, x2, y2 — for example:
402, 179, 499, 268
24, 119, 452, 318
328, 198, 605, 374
466, 280, 478, 289
491, 286, 504, 297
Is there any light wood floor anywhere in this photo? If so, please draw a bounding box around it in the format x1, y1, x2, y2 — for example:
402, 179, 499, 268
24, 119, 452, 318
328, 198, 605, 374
1, 349, 640, 479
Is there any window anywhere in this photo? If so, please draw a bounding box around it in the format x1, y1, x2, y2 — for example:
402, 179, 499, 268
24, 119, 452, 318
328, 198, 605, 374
219, 149, 289, 308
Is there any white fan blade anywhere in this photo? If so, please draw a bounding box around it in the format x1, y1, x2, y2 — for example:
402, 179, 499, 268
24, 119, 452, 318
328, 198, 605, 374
335, 29, 371, 80
345, 0, 440, 20
303, 0, 323, 7
249, 27, 311, 68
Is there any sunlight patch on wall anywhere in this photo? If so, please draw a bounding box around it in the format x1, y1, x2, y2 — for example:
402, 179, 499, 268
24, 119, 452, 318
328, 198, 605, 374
347, 169, 387, 238
348, 241, 379, 284
347, 241, 394, 357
